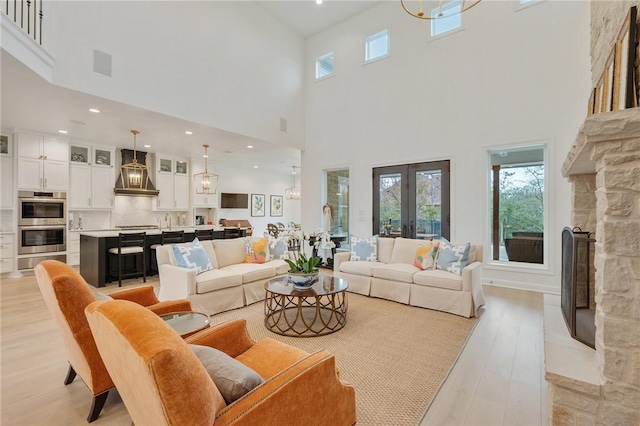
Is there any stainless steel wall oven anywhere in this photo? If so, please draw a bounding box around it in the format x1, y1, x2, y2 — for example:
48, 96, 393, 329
18, 191, 66, 255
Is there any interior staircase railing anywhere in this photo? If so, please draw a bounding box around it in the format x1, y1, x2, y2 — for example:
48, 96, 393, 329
4, 0, 43, 45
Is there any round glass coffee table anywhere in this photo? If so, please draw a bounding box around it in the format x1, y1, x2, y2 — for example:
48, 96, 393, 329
264, 275, 348, 337
160, 311, 210, 338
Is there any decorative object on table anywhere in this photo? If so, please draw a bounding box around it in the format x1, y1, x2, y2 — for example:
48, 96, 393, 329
77, 214, 83, 230
270, 195, 283, 217
193, 144, 219, 194
312, 229, 337, 266
322, 204, 332, 232
285, 253, 321, 288
69, 212, 74, 230
383, 219, 393, 236
251, 194, 265, 217
285, 165, 301, 200
400, 0, 482, 20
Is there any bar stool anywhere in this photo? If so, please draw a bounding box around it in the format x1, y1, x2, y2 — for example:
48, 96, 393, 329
108, 232, 146, 287
195, 229, 214, 241
150, 230, 186, 274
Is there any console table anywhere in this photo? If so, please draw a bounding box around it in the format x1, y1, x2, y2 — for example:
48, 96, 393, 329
308, 234, 348, 269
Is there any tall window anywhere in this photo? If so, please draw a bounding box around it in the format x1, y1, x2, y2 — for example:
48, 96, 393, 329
316, 52, 334, 80
489, 145, 546, 265
325, 169, 349, 236
431, 1, 462, 37
365, 29, 389, 62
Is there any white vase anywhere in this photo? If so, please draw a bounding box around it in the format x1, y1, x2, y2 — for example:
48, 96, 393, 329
288, 272, 319, 288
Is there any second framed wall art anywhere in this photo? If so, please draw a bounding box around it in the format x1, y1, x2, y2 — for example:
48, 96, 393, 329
270, 195, 283, 217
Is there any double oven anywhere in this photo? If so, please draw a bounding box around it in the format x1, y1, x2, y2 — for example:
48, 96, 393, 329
18, 191, 67, 268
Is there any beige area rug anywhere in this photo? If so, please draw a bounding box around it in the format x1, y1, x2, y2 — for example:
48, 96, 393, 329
212, 293, 479, 426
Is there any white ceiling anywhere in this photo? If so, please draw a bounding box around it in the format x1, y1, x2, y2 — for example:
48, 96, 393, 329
255, 1, 382, 38
0, 1, 384, 175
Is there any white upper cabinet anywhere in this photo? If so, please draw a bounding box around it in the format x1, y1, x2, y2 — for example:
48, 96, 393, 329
154, 155, 189, 211
17, 132, 68, 190
68, 144, 115, 210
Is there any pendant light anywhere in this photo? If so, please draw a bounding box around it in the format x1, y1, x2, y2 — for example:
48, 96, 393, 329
119, 130, 150, 190
194, 144, 219, 194
285, 166, 301, 200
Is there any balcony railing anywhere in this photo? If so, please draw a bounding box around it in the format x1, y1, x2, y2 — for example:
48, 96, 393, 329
4, 0, 43, 44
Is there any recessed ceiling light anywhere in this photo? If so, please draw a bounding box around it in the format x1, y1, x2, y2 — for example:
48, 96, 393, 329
89, 108, 100, 113
253, 165, 259, 169
316, 0, 323, 4
144, 144, 151, 148
247, 145, 254, 149
58, 130, 68, 134
185, 131, 193, 135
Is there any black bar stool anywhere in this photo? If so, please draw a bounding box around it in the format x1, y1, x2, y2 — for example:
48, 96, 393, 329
195, 229, 214, 241
108, 232, 146, 287
150, 230, 186, 274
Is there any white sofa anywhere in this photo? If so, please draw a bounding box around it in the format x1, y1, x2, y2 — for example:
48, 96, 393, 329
156, 238, 289, 315
334, 237, 484, 318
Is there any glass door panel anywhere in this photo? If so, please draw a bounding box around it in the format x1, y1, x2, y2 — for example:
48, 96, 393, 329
412, 168, 443, 240
378, 171, 403, 237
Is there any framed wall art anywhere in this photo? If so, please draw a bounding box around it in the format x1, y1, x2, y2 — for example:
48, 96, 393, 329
251, 194, 265, 217
0, 134, 11, 157
270, 195, 283, 217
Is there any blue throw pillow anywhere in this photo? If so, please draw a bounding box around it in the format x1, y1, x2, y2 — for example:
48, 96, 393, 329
350, 236, 378, 261
172, 238, 212, 275
436, 238, 470, 275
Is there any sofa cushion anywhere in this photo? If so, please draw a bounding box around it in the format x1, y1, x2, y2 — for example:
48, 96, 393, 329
377, 237, 395, 264
413, 242, 437, 270
172, 238, 213, 275
350, 236, 378, 261
436, 238, 471, 275
222, 263, 276, 284
189, 344, 264, 405
244, 237, 269, 264
268, 259, 290, 275
212, 239, 246, 268
339, 261, 376, 277
196, 269, 243, 293
389, 238, 424, 265
372, 263, 420, 283
413, 269, 463, 291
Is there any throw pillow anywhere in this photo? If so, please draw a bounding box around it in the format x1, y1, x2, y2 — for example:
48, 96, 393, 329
413, 242, 437, 270
350, 236, 378, 261
171, 238, 213, 275
189, 344, 264, 404
244, 237, 269, 264
268, 237, 289, 260
435, 238, 470, 275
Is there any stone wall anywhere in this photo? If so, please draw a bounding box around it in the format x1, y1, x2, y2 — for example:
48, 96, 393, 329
590, 1, 640, 87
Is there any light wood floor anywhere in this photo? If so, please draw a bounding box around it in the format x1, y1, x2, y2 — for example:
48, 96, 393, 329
1, 274, 548, 425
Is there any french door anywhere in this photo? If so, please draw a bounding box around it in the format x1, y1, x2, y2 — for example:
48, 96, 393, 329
373, 160, 450, 240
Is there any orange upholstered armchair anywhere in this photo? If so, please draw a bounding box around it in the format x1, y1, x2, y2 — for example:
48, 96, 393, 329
85, 299, 357, 426
34, 260, 192, 422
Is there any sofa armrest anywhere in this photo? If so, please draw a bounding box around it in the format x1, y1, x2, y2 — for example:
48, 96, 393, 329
110, 285, 159, 306
462, 261, 484, 313
333, 252, 350, 272
216, 350, 356, 425
185, 318, 255, 358
158, 264, 197, 301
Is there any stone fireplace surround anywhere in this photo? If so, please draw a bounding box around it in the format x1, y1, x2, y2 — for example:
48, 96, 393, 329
546, 109, 640, 424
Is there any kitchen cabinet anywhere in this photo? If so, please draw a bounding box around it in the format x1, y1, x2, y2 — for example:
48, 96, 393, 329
155, 155, 189, 211
0, 233, 14, 274
69, 145, 115, 210
17, 132, 68, 190
0, 157, 13, 208
192, 160, 218, 208
67, 232, 80, 267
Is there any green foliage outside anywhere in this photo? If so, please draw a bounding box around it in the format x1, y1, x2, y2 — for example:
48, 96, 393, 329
495, 166, 544, 241
379, 173, 441, 233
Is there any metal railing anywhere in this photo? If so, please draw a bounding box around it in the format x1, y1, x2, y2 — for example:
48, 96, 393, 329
4, 0, 43, 44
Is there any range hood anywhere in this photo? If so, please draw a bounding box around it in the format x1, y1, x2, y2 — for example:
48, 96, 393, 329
114, 149, 159, 197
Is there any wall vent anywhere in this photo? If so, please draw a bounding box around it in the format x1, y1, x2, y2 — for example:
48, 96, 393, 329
93, 49, 112, 77
280, 118, 287, 132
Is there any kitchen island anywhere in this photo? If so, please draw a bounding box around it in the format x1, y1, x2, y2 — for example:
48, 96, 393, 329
79, 227, 247, 287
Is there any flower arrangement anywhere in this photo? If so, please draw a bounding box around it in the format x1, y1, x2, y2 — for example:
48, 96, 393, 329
284, 253, 321, 274
312, 229, 335, 250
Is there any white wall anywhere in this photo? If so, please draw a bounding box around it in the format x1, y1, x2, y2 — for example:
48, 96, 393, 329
47, 1, 305, 149
303, 1, 592, 293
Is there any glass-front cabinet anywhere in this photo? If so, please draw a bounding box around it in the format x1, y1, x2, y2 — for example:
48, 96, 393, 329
155, 155, 189, 211
68, 144, 115, 210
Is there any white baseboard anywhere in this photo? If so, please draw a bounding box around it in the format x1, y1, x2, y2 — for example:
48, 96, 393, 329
483, 279, 560, 295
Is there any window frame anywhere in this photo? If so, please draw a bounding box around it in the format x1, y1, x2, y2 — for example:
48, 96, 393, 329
430, 1, 462, 38
364, 29, 390, 64
315, 52, 335, 81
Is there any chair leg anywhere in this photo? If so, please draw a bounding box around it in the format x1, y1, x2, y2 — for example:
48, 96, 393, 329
63, 364, 77, 385
118, 254, 122, 287
142, 252, 146, 283
87, 391, 109, 423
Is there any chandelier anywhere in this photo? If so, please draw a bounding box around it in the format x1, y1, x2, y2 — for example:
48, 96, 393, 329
285, 166, 301, 200
193, 144, 219, 194
119, 130, 151, 190
400, 0, 481, 20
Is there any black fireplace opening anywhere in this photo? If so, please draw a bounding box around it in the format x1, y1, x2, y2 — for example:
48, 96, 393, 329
561, 227, 596, 349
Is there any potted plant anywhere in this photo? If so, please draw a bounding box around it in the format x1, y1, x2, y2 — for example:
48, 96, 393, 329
285, 253, 321, 287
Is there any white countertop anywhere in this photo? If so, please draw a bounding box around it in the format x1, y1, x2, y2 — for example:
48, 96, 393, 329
78, 226, 223, 238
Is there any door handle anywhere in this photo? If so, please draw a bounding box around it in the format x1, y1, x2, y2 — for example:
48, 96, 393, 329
410, 221, 414, 237
402, 224, 407, 238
